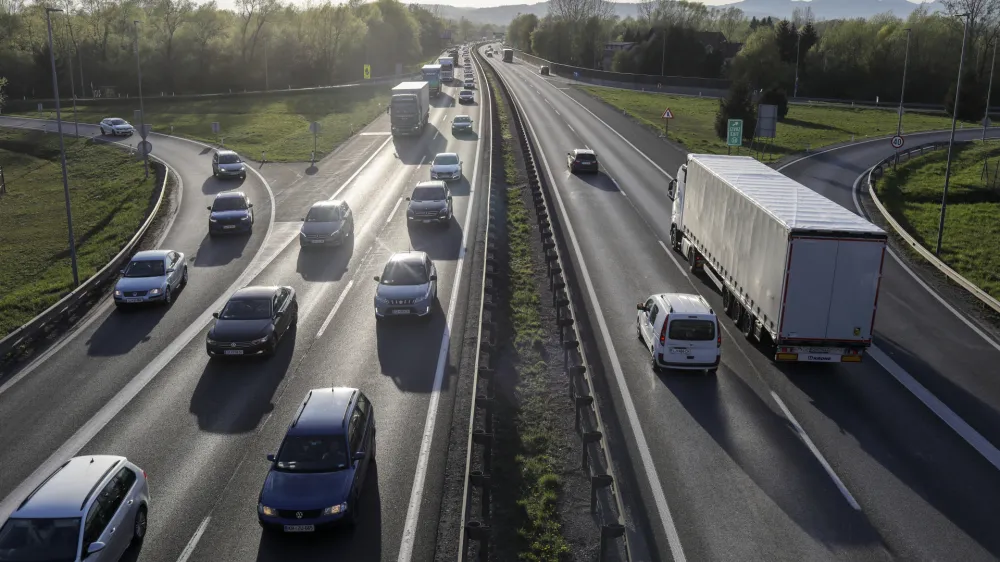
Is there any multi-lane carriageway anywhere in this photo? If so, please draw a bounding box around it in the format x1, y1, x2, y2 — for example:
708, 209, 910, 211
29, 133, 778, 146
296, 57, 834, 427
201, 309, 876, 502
0, 55, 492, 562
484, 46, 1000, 562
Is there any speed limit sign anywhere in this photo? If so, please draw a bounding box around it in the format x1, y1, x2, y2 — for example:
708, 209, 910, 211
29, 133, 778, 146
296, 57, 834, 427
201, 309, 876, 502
891, 135, 904, 149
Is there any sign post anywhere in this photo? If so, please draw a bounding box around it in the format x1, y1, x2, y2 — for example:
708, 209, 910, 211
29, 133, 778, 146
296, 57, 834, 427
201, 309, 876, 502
211, 121, 221, 145
661, 108, 674, 138
727, 119, 743, 154
309, 121, 321, 164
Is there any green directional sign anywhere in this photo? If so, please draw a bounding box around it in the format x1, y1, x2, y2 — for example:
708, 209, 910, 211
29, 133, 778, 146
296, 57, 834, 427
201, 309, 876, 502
727, 119, 743, 147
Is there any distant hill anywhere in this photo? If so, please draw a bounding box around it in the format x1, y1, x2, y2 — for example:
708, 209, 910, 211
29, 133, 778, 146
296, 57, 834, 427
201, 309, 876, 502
426, 0, 946, 27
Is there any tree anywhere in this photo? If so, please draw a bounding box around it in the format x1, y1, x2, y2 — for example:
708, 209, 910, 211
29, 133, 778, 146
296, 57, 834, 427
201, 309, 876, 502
0, 76, 7, 111
775, 19, 797, 63
508, 13, 538, 52
945, 70, 987, 121
458, 16, 472, 42
716, 81, 756, 140
760, 87, 788, 119
143, 0, 192, 89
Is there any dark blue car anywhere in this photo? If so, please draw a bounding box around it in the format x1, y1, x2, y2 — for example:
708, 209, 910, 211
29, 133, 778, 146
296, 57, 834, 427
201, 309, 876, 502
208, 191, 254, 236
258, 387, 376, 533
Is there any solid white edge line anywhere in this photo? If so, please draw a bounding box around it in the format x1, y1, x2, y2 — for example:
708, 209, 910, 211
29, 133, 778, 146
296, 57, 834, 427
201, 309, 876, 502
498, 60, 688, 562
385, 197, 404, 228
396, 55, 489, 562
770, 391, 862, 510
316, 280, 355, 339
175, 515, 211, 562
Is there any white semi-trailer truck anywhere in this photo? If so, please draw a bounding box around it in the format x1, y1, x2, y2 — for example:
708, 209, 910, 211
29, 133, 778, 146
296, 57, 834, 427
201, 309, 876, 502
389, 82, 429, 136
668, 154, 887, 363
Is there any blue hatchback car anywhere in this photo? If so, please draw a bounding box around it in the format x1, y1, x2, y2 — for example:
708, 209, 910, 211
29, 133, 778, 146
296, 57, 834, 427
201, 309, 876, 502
258, 388, 376, 533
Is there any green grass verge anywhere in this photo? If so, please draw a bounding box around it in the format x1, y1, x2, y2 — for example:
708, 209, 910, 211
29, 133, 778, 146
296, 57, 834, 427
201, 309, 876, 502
492, 76, 571, 561
580, 86, 964, 157
19, 87, 391, 162
876, 141, 1000, 301
0, 127, 157, 337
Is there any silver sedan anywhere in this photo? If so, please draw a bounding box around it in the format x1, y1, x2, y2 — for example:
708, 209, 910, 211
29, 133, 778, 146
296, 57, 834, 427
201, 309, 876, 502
113, 249, 188, 308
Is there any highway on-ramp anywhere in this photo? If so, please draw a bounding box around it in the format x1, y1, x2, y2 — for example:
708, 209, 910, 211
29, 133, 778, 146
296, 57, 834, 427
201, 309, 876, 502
485, 46, 1000, 562
0, 52, 490, 562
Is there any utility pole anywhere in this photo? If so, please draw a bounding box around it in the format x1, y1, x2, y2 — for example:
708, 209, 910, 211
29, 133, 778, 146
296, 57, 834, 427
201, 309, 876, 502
897, 28, 911, 137
660, 28, 666, 76
133, 20, 149, 179
983, 40, 997, 142
46, 6, 80, 287
63, 17, 79, 137
937, 12, 970, 257
264, 36, 269, 91
793, 31, 801, 98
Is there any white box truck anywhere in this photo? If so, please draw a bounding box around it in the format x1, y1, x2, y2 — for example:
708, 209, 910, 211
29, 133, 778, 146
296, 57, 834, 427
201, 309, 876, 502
438, 57, 454, 82
389, 82, 429, 136
667, 154, 887, 363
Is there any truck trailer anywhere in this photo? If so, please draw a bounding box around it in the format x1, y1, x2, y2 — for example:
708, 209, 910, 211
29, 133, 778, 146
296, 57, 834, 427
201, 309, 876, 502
438, 57, 455, 82
502, 48, 513, 63
667, 154, 887, 363
389, 82, 430, 137
421, 64, 442, 97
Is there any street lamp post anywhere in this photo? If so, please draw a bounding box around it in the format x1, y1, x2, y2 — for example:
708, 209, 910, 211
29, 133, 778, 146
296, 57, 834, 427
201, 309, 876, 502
133, 19, 149, 179
63, 17, 80, 138
793, 31, 801, 98
264, 36, 269, 91
45, 6, 80, 287
983, 40, 997, 142
936, 12, 971, 256
897, 28, 912, 137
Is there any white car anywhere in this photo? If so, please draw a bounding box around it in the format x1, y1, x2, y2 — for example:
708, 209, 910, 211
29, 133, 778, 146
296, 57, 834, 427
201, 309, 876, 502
636, 293, 720, 374
99, 117, 134, 136
464, 80, 476, 90
430, 152, 463, 182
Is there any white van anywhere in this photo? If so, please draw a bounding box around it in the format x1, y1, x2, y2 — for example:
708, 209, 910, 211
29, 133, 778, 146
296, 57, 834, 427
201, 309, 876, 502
636, 293, 721, 374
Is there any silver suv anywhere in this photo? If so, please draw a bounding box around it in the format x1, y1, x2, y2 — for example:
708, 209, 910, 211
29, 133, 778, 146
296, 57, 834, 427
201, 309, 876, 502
406, 181, 453, 226
373, 252, 438, 320
0, 456, 150, 561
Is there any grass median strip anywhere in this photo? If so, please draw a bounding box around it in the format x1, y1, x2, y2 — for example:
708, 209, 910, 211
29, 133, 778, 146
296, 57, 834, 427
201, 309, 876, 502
0, 127, 158, 338
490, 77, 572, 561
580, 86, 960, 156
876, 141, 1000, 300
18, 87, 390, 162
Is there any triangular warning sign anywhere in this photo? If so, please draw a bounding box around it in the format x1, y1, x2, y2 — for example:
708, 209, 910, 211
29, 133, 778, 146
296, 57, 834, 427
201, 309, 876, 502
662, 108, 674, 119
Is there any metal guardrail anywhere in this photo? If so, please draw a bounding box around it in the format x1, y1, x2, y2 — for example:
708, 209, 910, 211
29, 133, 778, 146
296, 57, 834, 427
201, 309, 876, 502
866, 141, 1000, 315
464, 45, 631, 561
0, 143, 170, 365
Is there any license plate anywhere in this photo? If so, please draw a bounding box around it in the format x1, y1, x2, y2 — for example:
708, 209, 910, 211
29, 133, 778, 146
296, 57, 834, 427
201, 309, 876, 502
392, 309, 410, 315
311, 239, 325, 244
223, 225, 236, 229
423, 220, 431, 224
669, 348, 689, 354
223, 350, 244, 355
808, 347, 832, 353
283, 525, 315, 533
125, 298, 142, 303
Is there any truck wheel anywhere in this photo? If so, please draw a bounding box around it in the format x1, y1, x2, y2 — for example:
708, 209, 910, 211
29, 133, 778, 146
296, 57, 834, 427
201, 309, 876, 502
722, 289, 732, 316
741, 308, 755, 340
670, 226, 681, 252
687, 248, 699, 274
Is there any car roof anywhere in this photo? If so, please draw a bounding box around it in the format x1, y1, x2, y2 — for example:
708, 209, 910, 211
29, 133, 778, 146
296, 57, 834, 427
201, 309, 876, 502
434, 152, 458, 158
309, 199, 341, 209
388, 251, 428, 265
454, 115, 472, 120
461, 91, 473, 95
15, 456, 125, 518
288, 387, 358, 436
230, 286, 279, 300
658, 293, 714, 316
415, 180, 447, 189
131, 249, 171, 260
214, 191, 246, 200
573, 149, 596, 156
215, 149, 238, 157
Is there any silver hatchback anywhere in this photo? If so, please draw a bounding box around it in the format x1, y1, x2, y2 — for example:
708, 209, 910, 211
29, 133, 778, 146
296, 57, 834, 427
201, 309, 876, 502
0, 455, 151, 562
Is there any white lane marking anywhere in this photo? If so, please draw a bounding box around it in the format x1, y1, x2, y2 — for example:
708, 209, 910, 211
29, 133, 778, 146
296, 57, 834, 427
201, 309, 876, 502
555, 109, 561, 116
175, 515, 211, 562
498, 66, 687, 562
330, 136, 394, 202
397, 57, 489, 562
567, 124, 577, 134
360, 132, 392, 136
657, 240, 690, 280
849, 171, 1000, 354
385, 197, 404, 227
0, 126, 393, 524
770, 391, 862, 510
433, 130, 439, 140
868, 347, 1000, 470
316, 280, 355, 339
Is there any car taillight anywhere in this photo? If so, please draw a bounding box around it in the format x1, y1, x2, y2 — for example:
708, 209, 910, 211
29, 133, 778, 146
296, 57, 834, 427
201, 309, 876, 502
659, 315, 669, 345
717, 328, 722, 348
142, 470, 147, 480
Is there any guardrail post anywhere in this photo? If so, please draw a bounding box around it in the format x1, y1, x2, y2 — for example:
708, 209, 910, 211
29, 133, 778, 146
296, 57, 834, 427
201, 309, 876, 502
568, 365, 586, 399
464, 521, 491, 562
581, 430, 602, 469
575, 395, 594, 431
469, 471, 492, 519
591, 474, 614, 513
472, 430, 493, 473
599, 523, 626, 561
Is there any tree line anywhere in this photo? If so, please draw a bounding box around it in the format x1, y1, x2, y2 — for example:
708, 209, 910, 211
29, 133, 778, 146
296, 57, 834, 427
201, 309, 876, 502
0, 0, 500, 102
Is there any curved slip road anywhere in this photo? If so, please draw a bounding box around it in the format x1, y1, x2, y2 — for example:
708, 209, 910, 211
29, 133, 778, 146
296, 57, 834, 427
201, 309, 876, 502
0, 52, 490, 562
486, 48, 1000, 562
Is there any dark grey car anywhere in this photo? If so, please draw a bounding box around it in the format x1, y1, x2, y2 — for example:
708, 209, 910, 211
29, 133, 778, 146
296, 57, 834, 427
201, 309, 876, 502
213, 150, 247, 180
406, 181, 453, 226
299, 200, 354, 248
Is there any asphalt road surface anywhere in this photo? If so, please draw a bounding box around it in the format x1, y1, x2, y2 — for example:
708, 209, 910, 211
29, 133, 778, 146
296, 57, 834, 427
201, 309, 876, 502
0, 52, 490, 562
485, 46, 1000, 562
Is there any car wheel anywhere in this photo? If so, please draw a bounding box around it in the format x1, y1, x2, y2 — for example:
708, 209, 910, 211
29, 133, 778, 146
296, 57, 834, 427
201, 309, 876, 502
181, 267, 189, 288
371, 432, 377, 462
240, 173, 246, 180
163, 287, 172, 306
265, 338, 278, 357
346, 495, 360, 528
636, 320, 642, 340
132, 506, 147, 544
650, 350, 660, 373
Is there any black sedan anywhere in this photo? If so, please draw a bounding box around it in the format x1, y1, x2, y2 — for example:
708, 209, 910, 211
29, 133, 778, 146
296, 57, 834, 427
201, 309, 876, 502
207, 286, 298, 358
567, 148, 599, 174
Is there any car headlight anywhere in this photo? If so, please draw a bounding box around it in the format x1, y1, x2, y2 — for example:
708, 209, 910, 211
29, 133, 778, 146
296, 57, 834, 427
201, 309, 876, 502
439, 208, 448, 215
206, 338, 217, 345
210, 218, 218, 223
322, 502, 348, 516
148, 288, 161, 296
114, 289, 122, 296
240, 216, 250, 221
259, 504, 278, 517
375, 295, 390, 304
251, 335, 271, 345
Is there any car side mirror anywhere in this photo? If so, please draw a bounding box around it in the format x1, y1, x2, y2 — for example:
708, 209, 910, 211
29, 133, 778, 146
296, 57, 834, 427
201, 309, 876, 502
405, 197, 411, 201
274, 311, 283, 318
86, 542, 106, 556
266, 453, 275, 462
373, 276, 380, 282
667, 179, 677, 201
447, 196, 453, 201
248, 203, 254, 208
353, 452, 365, 461
429, 274, 437, 281
212, 312, 220, 319
206, 206, 213, 211
636, 303, 646, 311
119, 269, 125, 275
166, 268, 175, 274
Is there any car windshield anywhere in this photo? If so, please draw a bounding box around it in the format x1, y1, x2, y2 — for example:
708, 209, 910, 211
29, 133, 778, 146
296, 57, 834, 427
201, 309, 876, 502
460, 91, 473, 97
218, 153, 240, 164
220, 298, 272, 320
0, 517, 81, 562
454, 116, 472, 124
434, 154, 459, 166
123, 259, 165, 278
306, 206, 340, 222
108, 119, 125, 125
212, 197, 247, 212
412, 185, 446, 201
575, 153, 597, 162
667, 319, 716, 341
392, 100, 416, 114
276, 435, 349, 472
380, 259, 427, 286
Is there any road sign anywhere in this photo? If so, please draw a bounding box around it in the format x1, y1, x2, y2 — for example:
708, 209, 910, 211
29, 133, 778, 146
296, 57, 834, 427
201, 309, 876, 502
137, 140, 152, 156
662, 108, 674, 119
309, 121, 321, 134
37, 103, 43, 112
890, 135, 904, 149
727, 119, 743, 146
757, 104, 777, 138
363, 64, 371, 80
140, 124, 152, 139
211, 122, 220, 134
134, 109, 142, 124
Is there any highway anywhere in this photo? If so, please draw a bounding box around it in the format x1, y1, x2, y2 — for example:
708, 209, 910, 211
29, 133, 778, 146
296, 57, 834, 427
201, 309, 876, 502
0, 52, 490, 562
484, 46, 1000, 562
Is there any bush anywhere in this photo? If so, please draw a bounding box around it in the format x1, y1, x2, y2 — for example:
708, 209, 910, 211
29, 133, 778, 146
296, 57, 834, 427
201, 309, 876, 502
760, 87, 789, 120
716, 81, 757, 141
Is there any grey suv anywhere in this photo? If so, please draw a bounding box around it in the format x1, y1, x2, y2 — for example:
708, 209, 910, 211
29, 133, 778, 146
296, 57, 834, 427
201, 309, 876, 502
0, 455, 150, 562
373, 252, 438, 320
406, 181, 453, 226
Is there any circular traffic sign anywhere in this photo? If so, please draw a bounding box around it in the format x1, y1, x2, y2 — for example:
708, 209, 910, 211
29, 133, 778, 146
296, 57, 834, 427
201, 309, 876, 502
138, 140, 153, 156
890, 135, 904, 149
